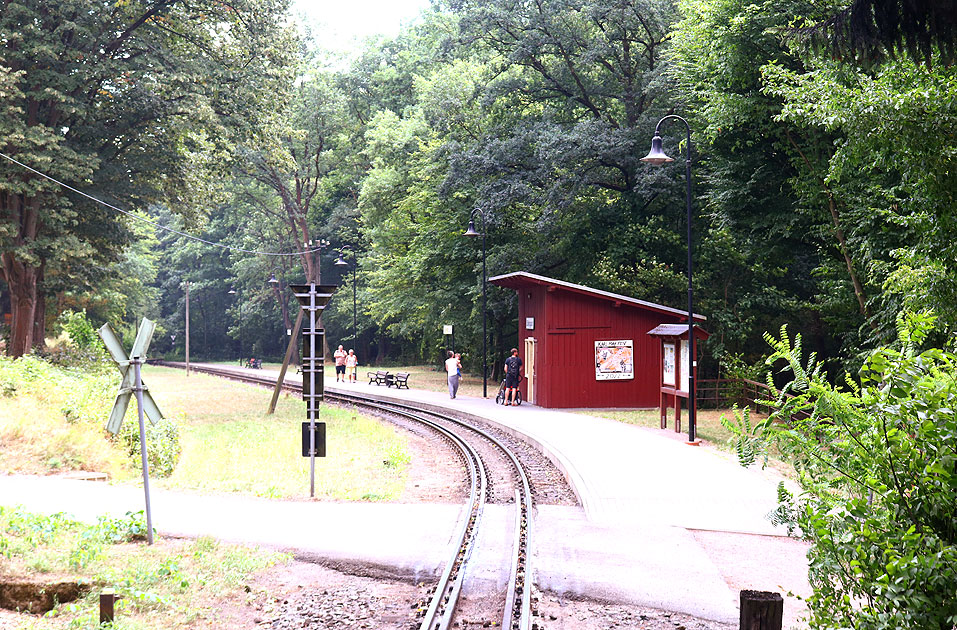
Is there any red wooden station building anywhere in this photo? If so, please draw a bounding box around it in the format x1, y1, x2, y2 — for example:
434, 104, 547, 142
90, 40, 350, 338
489, 272, 708, 409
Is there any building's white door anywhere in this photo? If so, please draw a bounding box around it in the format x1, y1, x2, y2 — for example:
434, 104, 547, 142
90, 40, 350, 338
524, 336, 537, 404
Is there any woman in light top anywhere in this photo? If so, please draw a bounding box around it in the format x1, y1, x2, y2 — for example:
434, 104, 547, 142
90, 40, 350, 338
345, 349, 359, 383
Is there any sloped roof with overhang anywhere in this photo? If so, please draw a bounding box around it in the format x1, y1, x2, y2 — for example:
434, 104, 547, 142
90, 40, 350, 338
488, 271, 706, 322
647, 323, 711, 340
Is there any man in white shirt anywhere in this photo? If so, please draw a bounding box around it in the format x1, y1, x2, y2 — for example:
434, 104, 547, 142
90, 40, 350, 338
334, 345, 347, 382
445, 351, 461, 399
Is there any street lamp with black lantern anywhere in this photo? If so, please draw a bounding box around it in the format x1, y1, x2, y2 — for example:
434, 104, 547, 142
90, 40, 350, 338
334, 249, 358, 358
463, 212, 488, 398
641, 114, 700, 445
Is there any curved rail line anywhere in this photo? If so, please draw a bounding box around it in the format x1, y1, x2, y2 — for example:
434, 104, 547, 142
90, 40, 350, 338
155, 362, 534, 630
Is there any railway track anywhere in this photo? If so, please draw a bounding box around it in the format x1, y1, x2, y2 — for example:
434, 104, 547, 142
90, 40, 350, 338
155, 362, 536, 630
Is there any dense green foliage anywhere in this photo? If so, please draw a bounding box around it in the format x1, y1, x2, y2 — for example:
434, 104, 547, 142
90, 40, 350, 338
0, 352, 180, 477
1, 0, 954, 380
733, 315, 957, 628
0, 0, 295, 356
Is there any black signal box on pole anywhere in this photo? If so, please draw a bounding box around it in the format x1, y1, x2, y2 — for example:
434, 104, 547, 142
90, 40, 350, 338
302, 422, 326, 457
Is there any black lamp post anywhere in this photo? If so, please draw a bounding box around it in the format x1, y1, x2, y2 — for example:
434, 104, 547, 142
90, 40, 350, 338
334, 250, 358, 357
228, 288, 243, 363
641, 114, 699, 444
464, 213, 488, 398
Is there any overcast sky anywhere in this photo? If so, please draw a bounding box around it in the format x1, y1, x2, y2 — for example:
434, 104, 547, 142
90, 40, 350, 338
292, 0, 433, 51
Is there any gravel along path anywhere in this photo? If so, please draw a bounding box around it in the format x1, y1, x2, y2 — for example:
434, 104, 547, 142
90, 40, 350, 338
222, 559, 741, 630
335, 400, 580, 507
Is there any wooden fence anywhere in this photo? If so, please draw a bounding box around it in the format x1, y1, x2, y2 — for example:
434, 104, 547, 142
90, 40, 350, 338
697, 378, 812, 423
696, 378, 775, 415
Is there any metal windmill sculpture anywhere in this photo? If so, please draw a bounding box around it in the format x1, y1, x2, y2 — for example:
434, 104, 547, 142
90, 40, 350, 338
99, 317, 164, 544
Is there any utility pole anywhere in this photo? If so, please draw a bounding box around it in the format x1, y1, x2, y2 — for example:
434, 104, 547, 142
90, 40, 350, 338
185, 281, 190, 376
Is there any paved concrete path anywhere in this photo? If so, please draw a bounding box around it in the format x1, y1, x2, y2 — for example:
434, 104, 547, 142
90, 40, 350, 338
0, 365, 801, 624
322, 373, 792, 535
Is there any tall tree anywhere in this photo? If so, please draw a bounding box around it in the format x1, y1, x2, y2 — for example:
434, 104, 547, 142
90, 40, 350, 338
0, 0, 294, 356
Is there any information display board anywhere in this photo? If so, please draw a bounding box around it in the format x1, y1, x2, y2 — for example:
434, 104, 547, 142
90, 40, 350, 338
680, 339, 690, 392
663, 342, 676, 386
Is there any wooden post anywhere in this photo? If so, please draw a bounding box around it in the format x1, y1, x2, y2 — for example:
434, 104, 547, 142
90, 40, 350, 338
268, 308, 304, 415
99, 589, 116, 624
739, 590, 783, 630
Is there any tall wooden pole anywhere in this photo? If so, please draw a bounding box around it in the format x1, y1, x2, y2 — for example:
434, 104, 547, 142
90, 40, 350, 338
268, 308, 304, 414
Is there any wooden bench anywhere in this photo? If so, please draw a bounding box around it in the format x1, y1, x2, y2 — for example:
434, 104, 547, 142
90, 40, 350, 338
390, 372, 410, 389
368, 370, 391, 386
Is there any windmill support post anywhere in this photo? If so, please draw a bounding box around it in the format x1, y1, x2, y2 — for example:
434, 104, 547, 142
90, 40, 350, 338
131, 356, 154, 545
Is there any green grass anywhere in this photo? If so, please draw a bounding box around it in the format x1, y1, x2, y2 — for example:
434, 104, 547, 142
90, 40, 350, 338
0, 358, 414, 502
0, 506, 287, 630
142, 366, 410, 500
578, 407, 749, 447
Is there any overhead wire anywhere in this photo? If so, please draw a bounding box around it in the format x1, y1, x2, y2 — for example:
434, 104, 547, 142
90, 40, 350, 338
0, 150, 323, 257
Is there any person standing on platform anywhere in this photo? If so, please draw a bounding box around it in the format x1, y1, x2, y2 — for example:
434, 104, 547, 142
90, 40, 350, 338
345, 349, 358, 383
504, 347, 523, 406
446, 350, 461, 399
334, 345, 347, 382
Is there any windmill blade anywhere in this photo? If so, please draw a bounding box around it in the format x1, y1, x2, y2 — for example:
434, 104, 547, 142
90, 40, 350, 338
98, 323, 129, 367
131, 317, 156, 359
140, 388, 164, 425
107, 392, 132, 435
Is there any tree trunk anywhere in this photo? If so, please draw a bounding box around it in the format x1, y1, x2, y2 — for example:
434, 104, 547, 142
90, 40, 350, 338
376, 332, 389, 366
32, 274, 46, 352
200, 298, 208, 359
1, 253, 38, 357
1, 193, 42, 357
786, 131, 877, 331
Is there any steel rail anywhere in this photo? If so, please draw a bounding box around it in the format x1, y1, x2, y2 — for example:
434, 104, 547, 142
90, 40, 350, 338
356, 398, 489, 629
153, 362, 534, 629
334, 391, 535, 630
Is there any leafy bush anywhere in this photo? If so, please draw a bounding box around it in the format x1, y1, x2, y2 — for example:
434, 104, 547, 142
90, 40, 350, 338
118, 416, 182, 478
735, 314, 957, 629
0, 354, 111, 403
70, 511, 151, 569
35, 310, 111, 371
58, 310, 99, 350
719, 405, 767, 467
2, 506, 73, 547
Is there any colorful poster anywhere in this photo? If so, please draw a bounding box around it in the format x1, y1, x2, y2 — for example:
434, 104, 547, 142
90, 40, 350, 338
680, 339, 690, 392
663, 343, 676, 386
595, 340, 634, 381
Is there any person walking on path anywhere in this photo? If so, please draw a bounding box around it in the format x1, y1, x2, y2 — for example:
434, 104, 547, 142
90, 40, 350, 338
334, 345, 347, 382
345, 349, 359, 383
504, 347, 523, 406
446, 350, 461, 398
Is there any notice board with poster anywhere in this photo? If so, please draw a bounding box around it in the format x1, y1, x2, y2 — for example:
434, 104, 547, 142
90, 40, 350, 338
647, 323, 710, 434
680, 339, 690, 392
662, 342, 676, 386
595, 340, 634, 380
